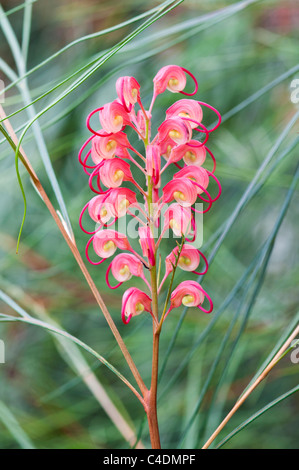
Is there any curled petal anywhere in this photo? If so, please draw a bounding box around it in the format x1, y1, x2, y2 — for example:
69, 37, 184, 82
121, 287, 152, 324
197, 101, 222, 133
100, 158, 133, 189
91, 131, 131, 163
159, 137, 176, 161
168, 141, 206, 167
88, 193, 114, 224
111, 253, 144, 282
100, 100, 131, 134
108, 187, 137, 217
158, 117, 192, 146
93, 229, 131, 258
106, 253, 145, 289
174, 165, 209, 195
163, 177, 198, 206
165, 244, 200, 275
166, 99, 203, 129
153, 65, 187, 95
116, 76, 141, 112
163, 203, 192, 237
166, 280, 213, 317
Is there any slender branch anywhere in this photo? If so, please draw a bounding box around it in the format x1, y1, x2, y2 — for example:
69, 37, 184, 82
0, 105, 148, 400
202, 324, 299, 449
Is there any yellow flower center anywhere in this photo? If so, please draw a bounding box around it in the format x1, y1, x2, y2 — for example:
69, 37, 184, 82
100, 207, 107, 217
103, 240, 115, 252
135, 302, 144, 313
179, 255, 191, 266
106, 140, 117, 152
185, 150, 196, 161
113, 115, 123, 127
168, 78, 179, 87
118, 199, 129, 211
178, 112, 190, 118
113, 169, 124, 182
131, 88, 138, 100
169, 219, 179, 230
119, 265, 130, 276
182, 294, 194, 306
169, 129, 181, 140
173, 191, 186, 201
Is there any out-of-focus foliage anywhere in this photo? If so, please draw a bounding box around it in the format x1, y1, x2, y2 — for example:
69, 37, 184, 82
0, 0, 298, 449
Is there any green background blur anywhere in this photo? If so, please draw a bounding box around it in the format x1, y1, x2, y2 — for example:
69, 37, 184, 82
0, 0, 298, 449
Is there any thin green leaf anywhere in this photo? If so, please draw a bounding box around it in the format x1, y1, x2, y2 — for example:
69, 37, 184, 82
0, 400, 35, 449
216, 385, 299, 449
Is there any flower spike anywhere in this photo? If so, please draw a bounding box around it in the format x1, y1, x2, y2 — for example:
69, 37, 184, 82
79, 65, 221, 328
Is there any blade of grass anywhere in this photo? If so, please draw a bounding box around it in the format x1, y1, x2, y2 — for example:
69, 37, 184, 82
0, 286, 144, 448
0, 0, 173, 98
0, 3, 73, 239
0, 312, 143, 403
0, 400, 35, 449
215, 384, 299, 449
202, 322, 299, 448
201, 164, 299, 448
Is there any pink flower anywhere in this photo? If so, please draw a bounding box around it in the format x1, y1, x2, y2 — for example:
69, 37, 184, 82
169, 141, 206, 167
110, 253, 143, 281
166, 99, 203, 129
173, 165, 209, 195
100, 100, 131, 134
166, 244, 200, 274
87, 193, 114, 224
106, 253, 150, 290
92, 229, 131, 258
153, 65, 187, 95
108, 187, 137, 218
116, 76, 141, 112
162, 177, 198, 206
121, 287, 152, 324
91, 131, 131, 163
158, 136, 176, 161
164, 280, 213, 318
100, 158, 133, 188
138, 225, 156, 266
158, 117, 192, 146
146, 145, 161, 188
163, 203, 192, 237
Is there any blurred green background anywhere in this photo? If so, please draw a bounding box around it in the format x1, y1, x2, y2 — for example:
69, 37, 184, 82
0, 0, 298, 449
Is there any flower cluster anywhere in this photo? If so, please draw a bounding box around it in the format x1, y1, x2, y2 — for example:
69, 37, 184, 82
78, 65, 221, 325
